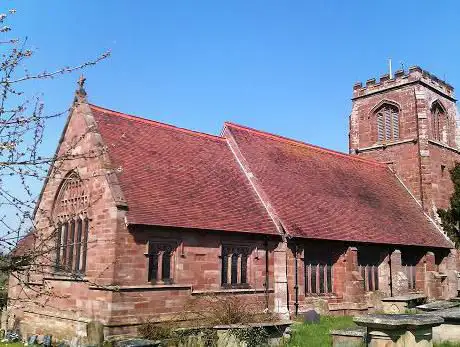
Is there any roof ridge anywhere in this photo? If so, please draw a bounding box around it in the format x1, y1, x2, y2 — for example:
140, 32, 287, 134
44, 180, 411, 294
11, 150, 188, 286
224, 122, 387, 168
89, 104, 224, 142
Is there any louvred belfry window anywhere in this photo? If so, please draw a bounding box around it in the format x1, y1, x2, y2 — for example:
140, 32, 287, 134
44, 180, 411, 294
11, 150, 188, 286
53, 172, 89, 274
431, 102, 447, 142
376, 104, 399, 143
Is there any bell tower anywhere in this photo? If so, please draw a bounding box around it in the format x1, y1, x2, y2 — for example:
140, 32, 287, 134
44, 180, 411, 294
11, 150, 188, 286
349, 66, 459, 217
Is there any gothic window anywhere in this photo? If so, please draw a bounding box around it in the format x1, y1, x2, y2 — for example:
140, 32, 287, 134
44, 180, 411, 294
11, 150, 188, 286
54, 172, 89, 274
56, 217, 89, 274
221, 245, 249, 288
376, 104, 399, 143
305, 262, 332, 294
359, 264, 379, 292
431, 102, 447, 142
147, 241, 176, 284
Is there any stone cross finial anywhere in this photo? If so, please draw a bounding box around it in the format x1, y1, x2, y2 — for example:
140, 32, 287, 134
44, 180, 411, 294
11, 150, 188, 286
75, 75, 87, 100
78, 75, 86, 89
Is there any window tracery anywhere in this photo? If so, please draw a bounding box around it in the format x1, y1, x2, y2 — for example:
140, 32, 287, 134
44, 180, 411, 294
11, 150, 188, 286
54, 172, 89, 274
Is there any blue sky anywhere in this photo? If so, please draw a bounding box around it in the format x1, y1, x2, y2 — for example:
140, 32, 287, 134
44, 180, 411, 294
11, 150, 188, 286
8, 0, 460, 155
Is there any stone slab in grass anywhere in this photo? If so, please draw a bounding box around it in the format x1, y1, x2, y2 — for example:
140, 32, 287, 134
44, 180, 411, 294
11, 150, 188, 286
417, 300, 460, 312
425, 307, 460, 321
113, 339, 161, 347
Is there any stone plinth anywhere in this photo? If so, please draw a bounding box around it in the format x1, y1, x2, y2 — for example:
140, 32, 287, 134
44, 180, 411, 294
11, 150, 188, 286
354, 314, 443, 347
426, 307, 460, 342
381, 294, 426, 313
330, 327, 366, 347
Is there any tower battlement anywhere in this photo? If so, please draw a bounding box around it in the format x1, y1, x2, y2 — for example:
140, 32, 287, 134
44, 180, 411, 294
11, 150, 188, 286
353, 66, 455, 99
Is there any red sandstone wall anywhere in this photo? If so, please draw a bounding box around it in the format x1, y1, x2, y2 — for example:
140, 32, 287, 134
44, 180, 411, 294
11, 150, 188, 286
351, 85, 418, 150
106, 225, 277, 326
7, 100, 123, 335
428, 144, 458, 211
358, 144, 421, 199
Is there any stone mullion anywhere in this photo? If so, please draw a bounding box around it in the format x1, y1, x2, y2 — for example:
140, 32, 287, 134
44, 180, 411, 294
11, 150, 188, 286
157, 251, 163, 282
237, 253, 242, 284
226, 253, 232, 284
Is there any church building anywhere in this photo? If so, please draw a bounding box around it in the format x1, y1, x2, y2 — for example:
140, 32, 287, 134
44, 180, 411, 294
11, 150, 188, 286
7, 67, 460, 339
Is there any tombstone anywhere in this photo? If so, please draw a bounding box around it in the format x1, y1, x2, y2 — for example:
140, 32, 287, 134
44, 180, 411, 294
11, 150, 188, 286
28, 335, 38, 345
86, 321, 104, 346
70, 336, 80, 347
43, 335, 52, 347
301, 310, 320, 324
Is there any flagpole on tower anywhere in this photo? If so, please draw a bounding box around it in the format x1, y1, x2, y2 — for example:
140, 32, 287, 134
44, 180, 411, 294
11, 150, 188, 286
389, 58, 393, 79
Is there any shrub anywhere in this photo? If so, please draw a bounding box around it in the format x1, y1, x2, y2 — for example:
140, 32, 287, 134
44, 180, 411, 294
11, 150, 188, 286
138, 321, 173, 340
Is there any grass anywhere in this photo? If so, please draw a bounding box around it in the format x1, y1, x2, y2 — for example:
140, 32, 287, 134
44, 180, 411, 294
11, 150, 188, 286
287, 315, 356, 347
285, 315, 460, 347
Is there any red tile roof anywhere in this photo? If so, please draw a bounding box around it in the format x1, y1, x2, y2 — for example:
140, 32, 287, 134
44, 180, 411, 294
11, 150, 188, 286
224, 122, 452, 248
89, 105, 277, 235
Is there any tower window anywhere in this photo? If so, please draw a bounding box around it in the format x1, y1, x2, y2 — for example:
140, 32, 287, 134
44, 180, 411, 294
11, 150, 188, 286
431, 102, 447, 142
376, 104, 399, 143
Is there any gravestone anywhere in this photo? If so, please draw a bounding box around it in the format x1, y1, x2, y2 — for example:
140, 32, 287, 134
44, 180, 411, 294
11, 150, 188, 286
70, 337, 80, 347
28, 335, 38, 345
87, 321, 104, 346
330, 327, 366, 347
43, 335, 52, 347
302, 310, 320, 324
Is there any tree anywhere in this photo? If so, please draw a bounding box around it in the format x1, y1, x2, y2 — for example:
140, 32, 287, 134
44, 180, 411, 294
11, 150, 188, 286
0, 7, 109, 306
438, 162, 460, 248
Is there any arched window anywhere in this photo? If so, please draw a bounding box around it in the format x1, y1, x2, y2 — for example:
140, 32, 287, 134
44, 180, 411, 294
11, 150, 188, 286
431, 101, 447, 142
53, 172, 89, 274
376, 104, 399, 143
